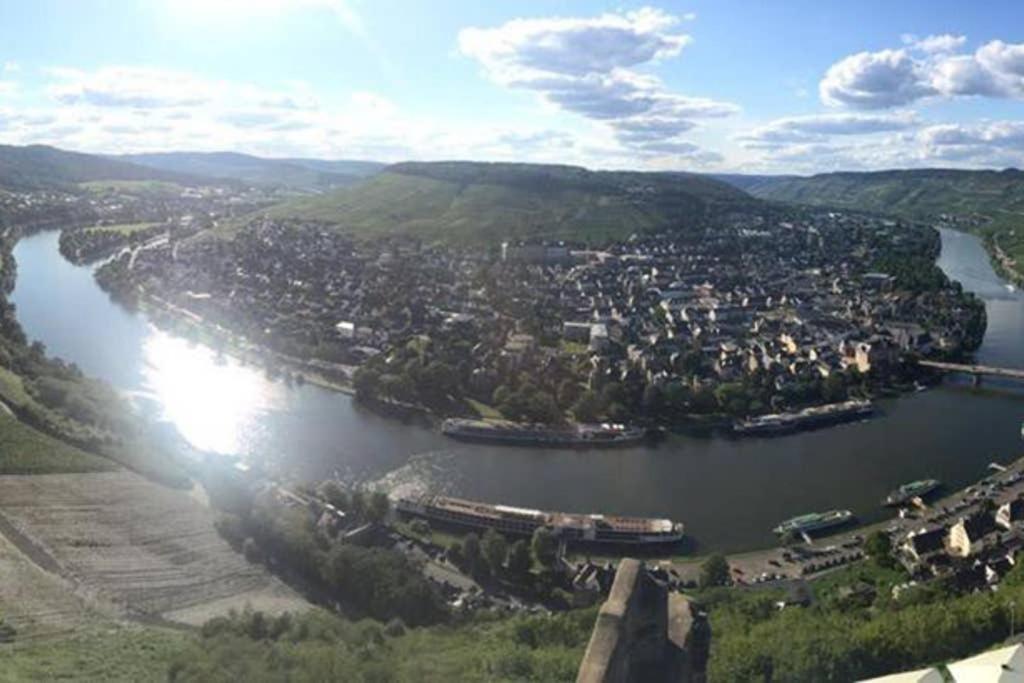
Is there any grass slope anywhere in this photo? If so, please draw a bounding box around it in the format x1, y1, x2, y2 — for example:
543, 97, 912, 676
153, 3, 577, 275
119, 151, 382, 191
0, 414, 114, 475
0, 626, 188, 682
260, 161, 756, 243
0, 144, 195, 191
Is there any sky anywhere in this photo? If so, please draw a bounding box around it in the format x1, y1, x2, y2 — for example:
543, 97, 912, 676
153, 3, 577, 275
1, 0, 1023, 174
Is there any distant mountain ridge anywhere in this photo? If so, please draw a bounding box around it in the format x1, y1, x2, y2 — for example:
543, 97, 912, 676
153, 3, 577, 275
717, 168, 1024, 218
0, 144, 197, 191
117, 151, 385, 191
258, 160, 759, 243
716, 167, 1024, 283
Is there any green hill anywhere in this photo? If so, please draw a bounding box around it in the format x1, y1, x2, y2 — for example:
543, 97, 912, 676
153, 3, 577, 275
726, 168, 1024, 282
259, 160, 757, 243
0, 144, 195, 191
118, 151, 383, 191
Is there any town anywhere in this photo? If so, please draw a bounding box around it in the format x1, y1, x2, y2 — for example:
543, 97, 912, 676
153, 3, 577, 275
90, 197, 986, 432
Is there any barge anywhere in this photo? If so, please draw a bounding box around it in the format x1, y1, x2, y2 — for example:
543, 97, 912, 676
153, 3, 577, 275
884, 478, 941, 507
733, 399, 874, 436
773, 509, 854, 535
397, 495, 684, 546
441, 418, 646, 448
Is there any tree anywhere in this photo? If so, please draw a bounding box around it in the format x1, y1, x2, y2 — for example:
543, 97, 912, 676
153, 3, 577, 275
447, 540, 464, 567
507, 539, 532, 577
865, 530, 895, 568
531, 527, 558, 569
349, 490, 367, 521
463, 533, 483, 573
571, 390, 602, 423
352, 367, 380, 400
482, 529, 509, 573
700, 554, 730, 588
367, 491, 390, 524
642, 383, 665, 417
317, 481, 349, 511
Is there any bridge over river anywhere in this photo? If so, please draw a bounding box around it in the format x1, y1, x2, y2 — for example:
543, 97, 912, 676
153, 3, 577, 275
917, 359, 1024, 384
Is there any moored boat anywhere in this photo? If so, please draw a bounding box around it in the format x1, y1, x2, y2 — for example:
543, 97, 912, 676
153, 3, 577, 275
397, 494, 684, 546
441, 418, 646, 448
773, 509, 854, 535
734, 400, 874, 436
884, 478, 941, 507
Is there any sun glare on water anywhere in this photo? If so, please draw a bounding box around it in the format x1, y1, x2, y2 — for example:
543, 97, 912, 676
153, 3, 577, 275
140, 327, 284, 455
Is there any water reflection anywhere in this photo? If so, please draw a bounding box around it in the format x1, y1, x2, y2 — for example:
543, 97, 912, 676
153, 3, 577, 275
137, 329, 284, 454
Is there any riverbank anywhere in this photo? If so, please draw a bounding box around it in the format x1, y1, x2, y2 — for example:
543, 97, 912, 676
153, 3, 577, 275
131, 287, 358, 397
104, 276, 969, 445
667, 452, 1024, 586
988, 235, 1024, 287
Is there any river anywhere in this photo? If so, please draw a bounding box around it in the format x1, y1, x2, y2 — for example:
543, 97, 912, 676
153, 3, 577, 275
11, 228, 1024, 553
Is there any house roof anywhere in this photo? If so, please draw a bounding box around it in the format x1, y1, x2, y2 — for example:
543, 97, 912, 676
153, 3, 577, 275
959, 512, 997, 541
907, 527, 945, 555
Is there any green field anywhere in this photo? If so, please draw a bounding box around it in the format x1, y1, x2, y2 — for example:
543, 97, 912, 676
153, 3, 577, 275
0, 626, 188, 682
79, 179, 183, 196
0, 367, 33, 409
239, 161, 755, 245
0, 414, 114, 475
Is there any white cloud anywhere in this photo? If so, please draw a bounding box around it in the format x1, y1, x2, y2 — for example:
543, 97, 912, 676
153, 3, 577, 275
459, 7, 689, 80
2, 61, 18, 73
48, 67, 214, 108
918, 120, 1024, 165
902, 33, 967, 54
821, 38, 1024, 109
0, 66, 643, 170
820, 49, 936, 109
737, 111, 919, 146
458, 7, 734, 163
742, 118, 1024, 173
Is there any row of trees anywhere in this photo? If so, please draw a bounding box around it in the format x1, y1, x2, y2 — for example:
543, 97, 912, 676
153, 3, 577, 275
448, 526, 559, 580
316, 480, 389, 525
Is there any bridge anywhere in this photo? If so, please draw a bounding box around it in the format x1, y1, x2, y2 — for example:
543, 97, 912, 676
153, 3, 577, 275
917, 360, 1024, 384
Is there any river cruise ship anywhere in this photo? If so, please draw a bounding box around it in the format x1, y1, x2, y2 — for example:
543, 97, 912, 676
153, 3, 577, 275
396, 495, 684, 546
733, 400, 874, 436
441, 418, 646, 447
773, 509, 855, 535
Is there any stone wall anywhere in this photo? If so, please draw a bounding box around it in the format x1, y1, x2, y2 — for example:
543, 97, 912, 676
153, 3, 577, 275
577, 558, 700, 683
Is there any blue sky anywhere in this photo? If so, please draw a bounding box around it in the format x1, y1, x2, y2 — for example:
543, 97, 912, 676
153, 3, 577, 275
1, 0, 1023, 173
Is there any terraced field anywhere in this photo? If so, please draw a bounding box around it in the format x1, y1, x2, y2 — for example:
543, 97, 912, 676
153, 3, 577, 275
0, 471, 309, 626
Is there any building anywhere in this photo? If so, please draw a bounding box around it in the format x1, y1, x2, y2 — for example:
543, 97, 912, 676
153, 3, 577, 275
564, 322, 593, 343
997, 497, 1024, 530
901, 527, 946, 566
589, 324, 610, 352
948, 512, 997, 558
